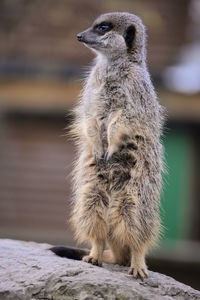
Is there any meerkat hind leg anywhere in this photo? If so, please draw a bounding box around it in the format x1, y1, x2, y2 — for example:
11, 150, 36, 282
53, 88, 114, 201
128, 246, 148, 279
83, 238, 105, 267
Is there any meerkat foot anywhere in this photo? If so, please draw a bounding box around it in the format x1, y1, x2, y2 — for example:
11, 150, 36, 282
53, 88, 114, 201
128, 265, 148, 280
82, 255, 102, 267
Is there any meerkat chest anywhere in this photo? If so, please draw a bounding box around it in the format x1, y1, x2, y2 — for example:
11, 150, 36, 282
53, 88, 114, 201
83, 85, 103, 116
83, 75, 111, 120
84, 69, 128, 114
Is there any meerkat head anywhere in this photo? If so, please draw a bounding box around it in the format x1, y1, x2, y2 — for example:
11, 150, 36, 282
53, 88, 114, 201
77, 12, 146, 63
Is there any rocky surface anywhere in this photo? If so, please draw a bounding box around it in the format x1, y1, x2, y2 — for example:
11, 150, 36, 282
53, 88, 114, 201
0, 239, 199, 300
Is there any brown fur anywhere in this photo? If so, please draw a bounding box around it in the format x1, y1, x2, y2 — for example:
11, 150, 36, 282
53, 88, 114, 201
70, 12, 165, 279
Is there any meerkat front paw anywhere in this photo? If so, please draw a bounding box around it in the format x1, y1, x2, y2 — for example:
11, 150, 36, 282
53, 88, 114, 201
93, 148, 104, 164
105, 145, 118, 162
128, 265, 148, 280
83, 255, 102, 267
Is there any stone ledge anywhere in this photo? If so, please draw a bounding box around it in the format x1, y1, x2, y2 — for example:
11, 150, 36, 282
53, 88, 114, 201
0, 239, 200, 300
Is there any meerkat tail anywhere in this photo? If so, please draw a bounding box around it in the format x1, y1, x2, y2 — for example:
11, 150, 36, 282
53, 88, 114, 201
50, 246, 89, 260
102, 249, 117, 264
50, 247, 116, 264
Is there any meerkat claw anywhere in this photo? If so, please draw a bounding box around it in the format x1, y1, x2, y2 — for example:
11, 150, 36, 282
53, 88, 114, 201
82, 255, 102, 267
142, 269, 148, 278
104, 152, 109, 163
105, 151, 114, 163
128, 267, 148, 280
94, 154, 100, 165
94, 154, 104, 165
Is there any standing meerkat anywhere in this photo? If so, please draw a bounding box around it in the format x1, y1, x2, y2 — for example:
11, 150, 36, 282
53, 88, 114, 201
51, 12, 165, 279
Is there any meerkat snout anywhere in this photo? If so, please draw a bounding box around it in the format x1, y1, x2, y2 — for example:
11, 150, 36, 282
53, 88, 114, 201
77, 33, 83, 42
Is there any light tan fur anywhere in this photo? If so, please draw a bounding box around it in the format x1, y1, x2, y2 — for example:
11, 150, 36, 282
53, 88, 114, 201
70, 12, 165, 279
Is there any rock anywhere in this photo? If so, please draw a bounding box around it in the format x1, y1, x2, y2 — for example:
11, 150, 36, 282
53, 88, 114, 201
0, 239, 199, 300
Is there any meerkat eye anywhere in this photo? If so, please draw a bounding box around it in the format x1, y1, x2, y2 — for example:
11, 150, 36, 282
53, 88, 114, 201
94, 22, 113, 35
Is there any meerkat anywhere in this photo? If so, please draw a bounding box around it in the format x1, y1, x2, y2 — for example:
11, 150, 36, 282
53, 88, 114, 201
50, 12, 165, 279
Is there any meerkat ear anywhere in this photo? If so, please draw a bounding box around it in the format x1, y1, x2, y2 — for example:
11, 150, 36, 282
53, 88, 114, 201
124, 25, 136, 50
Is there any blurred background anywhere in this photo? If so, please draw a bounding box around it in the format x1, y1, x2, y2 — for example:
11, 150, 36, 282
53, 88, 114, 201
0, 0, 199, 290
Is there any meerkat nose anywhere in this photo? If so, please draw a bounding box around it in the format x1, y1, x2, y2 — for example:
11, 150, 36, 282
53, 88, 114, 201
77, 33, 83, 41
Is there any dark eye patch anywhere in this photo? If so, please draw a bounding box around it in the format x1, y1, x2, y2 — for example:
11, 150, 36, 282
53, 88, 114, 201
93, 22, 113, 35
124, 25, 136, 50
